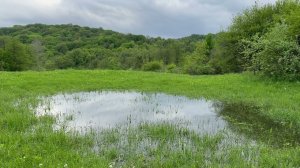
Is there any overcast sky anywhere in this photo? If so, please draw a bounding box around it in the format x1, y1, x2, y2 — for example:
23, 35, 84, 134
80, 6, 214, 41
0, 0, 277, 38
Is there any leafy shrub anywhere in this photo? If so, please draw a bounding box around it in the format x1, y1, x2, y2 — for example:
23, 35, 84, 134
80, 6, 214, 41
242, 24, 300, 80
184, 63, 214, 75
142, 61, 163, 71
183, 54, 215, 75
97, 56, 121, 70
183, 42, 215, 75
166, 63, 177, 72
0, 37, 33, 71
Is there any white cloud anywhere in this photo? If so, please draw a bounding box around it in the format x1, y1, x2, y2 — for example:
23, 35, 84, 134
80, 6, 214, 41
0, 0, 277, 38
60, 0, 140, 29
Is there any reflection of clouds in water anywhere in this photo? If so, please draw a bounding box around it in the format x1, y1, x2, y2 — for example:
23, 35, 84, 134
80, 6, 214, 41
36, 91, 227, 134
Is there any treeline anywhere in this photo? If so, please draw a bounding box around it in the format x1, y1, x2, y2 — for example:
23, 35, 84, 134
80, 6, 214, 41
0, 24, 210, 74
0, 0, 300, 80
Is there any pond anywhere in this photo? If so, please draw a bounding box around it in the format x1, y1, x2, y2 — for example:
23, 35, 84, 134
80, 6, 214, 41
34, 90, 299, 161
35, 91, 228, 134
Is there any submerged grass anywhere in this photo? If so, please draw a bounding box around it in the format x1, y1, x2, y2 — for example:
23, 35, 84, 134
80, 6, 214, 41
215, 102, 300, 147
1, 70, 300, 167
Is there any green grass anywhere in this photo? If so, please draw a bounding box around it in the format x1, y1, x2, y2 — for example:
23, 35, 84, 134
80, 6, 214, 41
0, 70, 300, 167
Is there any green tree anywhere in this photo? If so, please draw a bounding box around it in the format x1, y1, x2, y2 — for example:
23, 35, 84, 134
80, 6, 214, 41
205, 33, 214, 55
210, 32, 242, 73
142, 61, 163, 71
243, 23, 300, 80
3, 38, 32, 71
184, 42, 214, 75
0, 48, 5, 70
285, 6, 300, 37
56, 43, 69, 54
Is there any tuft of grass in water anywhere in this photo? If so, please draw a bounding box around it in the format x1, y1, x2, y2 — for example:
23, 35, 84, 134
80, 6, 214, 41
1, 70, 300, 167
94, 122, 300, 167
215, 102, 300, 147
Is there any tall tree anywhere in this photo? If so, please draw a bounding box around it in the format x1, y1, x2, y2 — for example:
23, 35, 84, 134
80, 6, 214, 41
5, 38, 32, 71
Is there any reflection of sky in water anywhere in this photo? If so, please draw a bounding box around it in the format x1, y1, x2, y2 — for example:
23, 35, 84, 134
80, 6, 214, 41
36, 91, 227, 134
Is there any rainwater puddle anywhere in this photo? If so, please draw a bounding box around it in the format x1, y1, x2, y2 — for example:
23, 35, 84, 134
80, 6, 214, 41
36, 91, 228, 134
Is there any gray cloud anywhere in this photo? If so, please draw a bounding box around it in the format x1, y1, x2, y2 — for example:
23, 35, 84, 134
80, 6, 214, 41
0, 0, 277, 38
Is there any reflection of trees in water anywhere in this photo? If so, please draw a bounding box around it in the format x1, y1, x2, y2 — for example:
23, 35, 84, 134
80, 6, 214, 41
213, 101, 300, 147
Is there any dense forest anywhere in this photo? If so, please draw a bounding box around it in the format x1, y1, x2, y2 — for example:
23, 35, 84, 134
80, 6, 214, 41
0, 24, 208, 73
0, 0, 300, 80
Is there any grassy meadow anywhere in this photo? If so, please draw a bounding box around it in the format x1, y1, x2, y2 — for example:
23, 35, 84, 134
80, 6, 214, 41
1, 70, 300, 167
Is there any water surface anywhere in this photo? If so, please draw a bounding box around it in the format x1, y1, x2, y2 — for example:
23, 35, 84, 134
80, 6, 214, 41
36, 91, 228, 134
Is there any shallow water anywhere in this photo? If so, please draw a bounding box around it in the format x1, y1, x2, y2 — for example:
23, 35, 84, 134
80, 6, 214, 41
36, 91, 229, 134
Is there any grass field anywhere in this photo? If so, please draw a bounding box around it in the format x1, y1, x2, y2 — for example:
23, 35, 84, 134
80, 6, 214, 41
1, 70, 300, 167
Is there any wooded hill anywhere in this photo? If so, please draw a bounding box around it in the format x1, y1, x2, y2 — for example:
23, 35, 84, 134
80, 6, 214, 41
0, 24, 210, 73
0, 0, 300, 80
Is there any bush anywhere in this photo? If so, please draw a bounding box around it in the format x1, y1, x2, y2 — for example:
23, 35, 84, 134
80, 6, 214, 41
0, 37, 33, 71
166, 64, 177, 72
242, 23, 300, 80
142, 61, 163, 71
183, 42, 215, 75
184, 63, 214, 75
